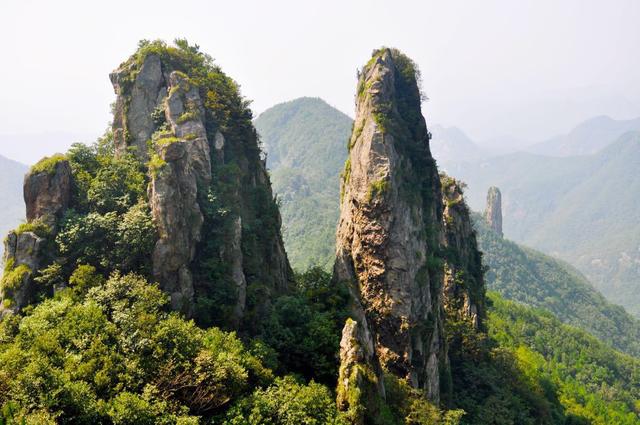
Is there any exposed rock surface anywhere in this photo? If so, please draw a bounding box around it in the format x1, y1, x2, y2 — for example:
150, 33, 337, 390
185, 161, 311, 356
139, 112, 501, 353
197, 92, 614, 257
0, 231, 45, 316
1, 160, 71, 315
336, 318, 386, 425
149, 71, 212, 313
484, 186, 502, 237
110, 54, 167, 160
110, 43, 293, 327
24, 159, 72, 226
442, 175, 486, 329
334, 48, 446, 402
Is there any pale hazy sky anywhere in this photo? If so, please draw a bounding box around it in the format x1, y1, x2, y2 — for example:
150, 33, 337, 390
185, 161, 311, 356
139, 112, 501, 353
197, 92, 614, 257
1, 0, 639, 163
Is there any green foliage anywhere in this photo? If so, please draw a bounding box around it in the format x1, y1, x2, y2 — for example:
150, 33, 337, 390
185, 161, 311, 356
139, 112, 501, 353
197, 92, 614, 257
223, 376, 344, 424
474, 213, 640, 357
56, 201, 157, 276
0, 261, 30, 292
29, 154, 66, 175
367, 178, 389, 201
0, 273, 267, 422
261, 267, 349, 385
86, 153, 146, 214
68, 264, 105, 296
14, 219, 51, 238
487, 292, 640, 424
177, 110, 199, 124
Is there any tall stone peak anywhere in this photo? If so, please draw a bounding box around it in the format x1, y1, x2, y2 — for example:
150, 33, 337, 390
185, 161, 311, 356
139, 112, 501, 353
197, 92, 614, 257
109, 40, 294, 327
2, 40, 293, 331
485, 186, 503, 237
334, 48, 487, 417
1, 156, 72, 316
334, 47, 446, 403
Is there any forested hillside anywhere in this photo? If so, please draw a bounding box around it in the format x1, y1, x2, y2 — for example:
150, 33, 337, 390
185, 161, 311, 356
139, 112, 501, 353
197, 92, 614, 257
474, 213, 640, 357
254, 97, 351, 271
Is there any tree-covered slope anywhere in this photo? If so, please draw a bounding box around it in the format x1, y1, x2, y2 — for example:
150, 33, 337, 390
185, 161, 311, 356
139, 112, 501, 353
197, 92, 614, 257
453, 132, 640, 316
0, 155, 28, 259
474, 213, 640, 357
254, 97, 352, 271
483, 292, 640, 425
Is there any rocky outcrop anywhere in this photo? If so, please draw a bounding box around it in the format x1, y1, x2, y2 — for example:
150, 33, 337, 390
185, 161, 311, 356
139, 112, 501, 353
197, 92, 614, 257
441, 175, 486, 329
148, 71, 212, 313
110, 54, 168, 160
110, 42, 293, 328
336, 318, 386, 425
1, 159, 71, 315
24, 158, 72, 226
334, 48, 446, 402
0, 231, 46, 315
484, 186, 502, 237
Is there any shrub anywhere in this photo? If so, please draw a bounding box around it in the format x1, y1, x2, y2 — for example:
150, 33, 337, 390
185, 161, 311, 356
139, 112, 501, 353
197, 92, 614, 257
30, 154, 66, 175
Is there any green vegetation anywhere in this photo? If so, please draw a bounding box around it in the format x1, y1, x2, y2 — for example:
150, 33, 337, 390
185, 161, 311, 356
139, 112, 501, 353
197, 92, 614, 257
446, 292, 640, 424
0, 272, 341, 423
14, 218, 51, 238
177, 110, 200, 124
487, 293, 640, 424
0, 260, 30, 292
367, 178, 389, 202
29, 153, 66, 175
254, 97, 352, 271
474, 212, 640, 357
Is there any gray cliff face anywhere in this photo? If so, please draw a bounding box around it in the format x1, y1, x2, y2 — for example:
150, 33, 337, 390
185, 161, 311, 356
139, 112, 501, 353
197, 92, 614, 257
334, 49, 445, 402
109, 47, 292, 327
442, 175, 486, 329
110, 54, 168, 160
0, 232, 45, 316
1, 160, 72, 315
24, 160, 72, 226
484, 186, 503, 237
149, 71, 212, 313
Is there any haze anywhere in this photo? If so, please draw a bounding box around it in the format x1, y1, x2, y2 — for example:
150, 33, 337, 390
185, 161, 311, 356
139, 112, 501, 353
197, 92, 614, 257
1, 0, 639, 163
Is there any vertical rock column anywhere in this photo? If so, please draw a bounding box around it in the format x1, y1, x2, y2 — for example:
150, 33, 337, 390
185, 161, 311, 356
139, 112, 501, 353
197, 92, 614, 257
1, 159, 71, 315
334, 48, 446, 403
148, 71, 212, 314
485, 186, 503, 237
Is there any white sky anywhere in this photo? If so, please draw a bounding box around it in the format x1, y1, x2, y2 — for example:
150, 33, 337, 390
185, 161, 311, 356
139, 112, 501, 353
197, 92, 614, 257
1, 0, 639, 163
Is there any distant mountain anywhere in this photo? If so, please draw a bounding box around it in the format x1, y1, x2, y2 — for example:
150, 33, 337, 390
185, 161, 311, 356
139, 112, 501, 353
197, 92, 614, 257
454, 132, 640, 316
0, 154, 27, 259
255, 97, 351, 271
527, 115, 640, 157
429, 125, 490, 167
474, 212, 640, 357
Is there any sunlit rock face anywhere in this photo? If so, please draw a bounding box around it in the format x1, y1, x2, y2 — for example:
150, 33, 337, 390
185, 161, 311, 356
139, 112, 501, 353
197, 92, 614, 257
334, 48, 447, 402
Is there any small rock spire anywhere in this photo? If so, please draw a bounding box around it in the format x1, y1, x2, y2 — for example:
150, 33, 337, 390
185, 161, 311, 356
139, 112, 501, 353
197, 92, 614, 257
485, 186, 503, 237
